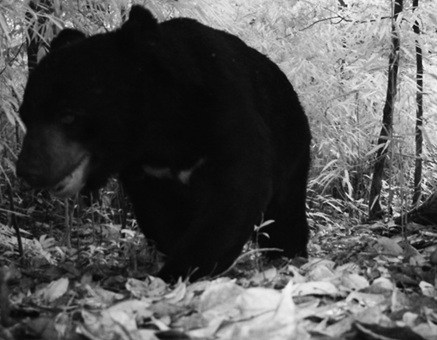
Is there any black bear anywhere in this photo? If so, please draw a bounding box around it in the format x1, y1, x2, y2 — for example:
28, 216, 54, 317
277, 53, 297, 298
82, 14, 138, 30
16, 6, 311, 281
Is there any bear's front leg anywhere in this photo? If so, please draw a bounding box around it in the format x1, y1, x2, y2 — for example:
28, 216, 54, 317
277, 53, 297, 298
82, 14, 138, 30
154, 157, 271, 282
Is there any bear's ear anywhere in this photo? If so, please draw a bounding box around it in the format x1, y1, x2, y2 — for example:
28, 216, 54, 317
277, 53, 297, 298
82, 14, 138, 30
51, 29, 86, 51
120, 5, 160, 46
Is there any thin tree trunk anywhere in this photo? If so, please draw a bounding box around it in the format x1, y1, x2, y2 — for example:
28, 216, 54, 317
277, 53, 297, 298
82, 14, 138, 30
369, 0, 403, 220
412, 0, 423, 205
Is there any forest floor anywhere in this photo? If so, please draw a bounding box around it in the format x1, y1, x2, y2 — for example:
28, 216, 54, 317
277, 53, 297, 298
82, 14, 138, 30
0, 215, 437, 340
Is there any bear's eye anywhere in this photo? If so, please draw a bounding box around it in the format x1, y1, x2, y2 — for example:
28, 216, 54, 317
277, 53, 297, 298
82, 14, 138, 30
60, 110, 83, 125
61, 114, 75, 124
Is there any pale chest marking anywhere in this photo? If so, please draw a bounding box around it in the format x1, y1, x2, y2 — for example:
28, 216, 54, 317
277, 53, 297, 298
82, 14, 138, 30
143, 159, 205, 185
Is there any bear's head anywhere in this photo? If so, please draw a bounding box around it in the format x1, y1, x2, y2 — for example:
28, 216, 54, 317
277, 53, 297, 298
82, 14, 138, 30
16, 6, 161, 198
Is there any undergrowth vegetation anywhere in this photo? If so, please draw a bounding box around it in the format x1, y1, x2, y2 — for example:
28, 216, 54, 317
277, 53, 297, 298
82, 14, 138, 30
1, 0, 437, 262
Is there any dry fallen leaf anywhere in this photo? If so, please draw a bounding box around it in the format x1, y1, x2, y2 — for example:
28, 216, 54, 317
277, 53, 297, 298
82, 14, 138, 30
376, 237, 403, 255
34, 277, 69, 304
291, 281, 339, 297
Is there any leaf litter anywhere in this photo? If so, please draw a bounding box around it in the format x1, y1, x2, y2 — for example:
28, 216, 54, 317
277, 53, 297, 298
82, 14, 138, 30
0, 220, 437, 340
